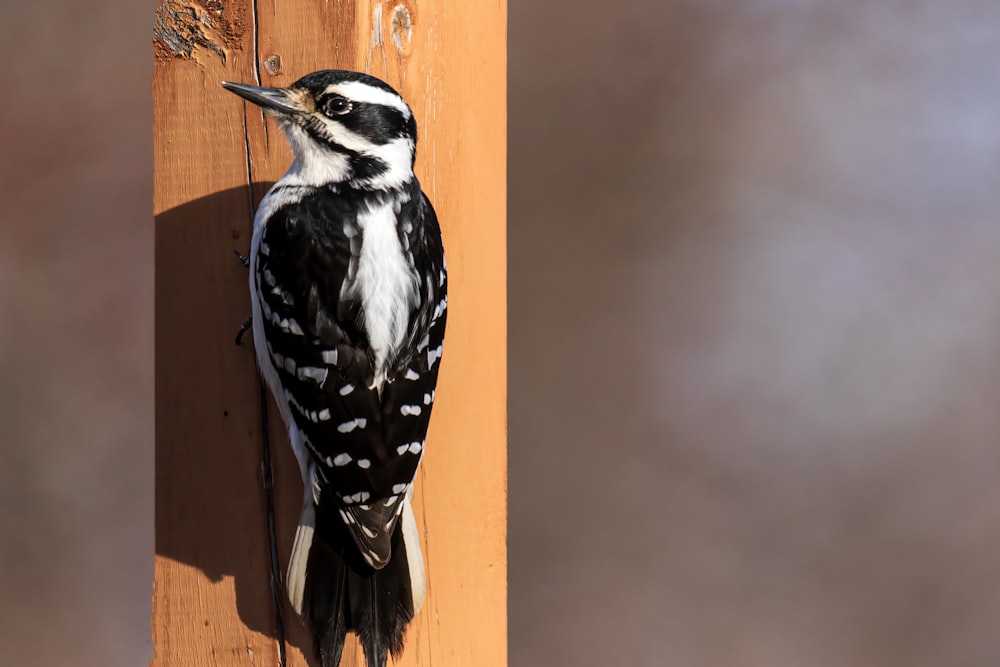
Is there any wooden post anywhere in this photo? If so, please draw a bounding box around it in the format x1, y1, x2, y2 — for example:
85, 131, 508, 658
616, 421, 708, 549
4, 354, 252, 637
152, 2, 506, 666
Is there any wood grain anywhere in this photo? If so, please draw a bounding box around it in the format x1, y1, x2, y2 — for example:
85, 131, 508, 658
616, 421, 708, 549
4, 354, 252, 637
152, 1, 506, 665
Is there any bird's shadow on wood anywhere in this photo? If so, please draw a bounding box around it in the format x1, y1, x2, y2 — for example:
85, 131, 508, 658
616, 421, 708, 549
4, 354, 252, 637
155, 183, 327, 666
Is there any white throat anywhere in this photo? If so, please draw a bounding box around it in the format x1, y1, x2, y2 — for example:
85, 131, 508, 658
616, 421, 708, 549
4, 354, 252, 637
280, 123, 352, 186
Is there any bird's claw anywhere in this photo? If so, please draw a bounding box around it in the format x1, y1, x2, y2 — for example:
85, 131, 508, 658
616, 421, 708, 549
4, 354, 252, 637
235, 316, 252, 345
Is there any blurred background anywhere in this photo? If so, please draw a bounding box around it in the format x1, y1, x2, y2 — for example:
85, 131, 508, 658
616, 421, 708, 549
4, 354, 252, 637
4, 0, 1000, 665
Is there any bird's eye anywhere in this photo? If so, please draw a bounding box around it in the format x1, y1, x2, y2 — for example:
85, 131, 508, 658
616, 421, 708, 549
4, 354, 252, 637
322, 95, 352, 116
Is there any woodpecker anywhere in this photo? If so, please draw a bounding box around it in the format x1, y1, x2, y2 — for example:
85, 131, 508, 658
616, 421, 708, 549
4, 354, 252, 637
222, 70, 446, 667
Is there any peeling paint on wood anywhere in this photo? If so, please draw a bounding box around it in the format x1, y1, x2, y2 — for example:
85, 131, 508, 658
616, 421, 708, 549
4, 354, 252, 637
153, 0, 246, 63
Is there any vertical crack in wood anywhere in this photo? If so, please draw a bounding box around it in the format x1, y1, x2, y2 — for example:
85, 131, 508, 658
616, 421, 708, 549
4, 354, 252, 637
239, 5, 286, 652
248, 0, 269, 147
240, 109, 257, 225
249, 0, 262, 84
258, 377, 288, 667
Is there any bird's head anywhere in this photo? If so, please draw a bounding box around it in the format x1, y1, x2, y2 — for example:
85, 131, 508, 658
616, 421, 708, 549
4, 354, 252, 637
223, 70, 417, 191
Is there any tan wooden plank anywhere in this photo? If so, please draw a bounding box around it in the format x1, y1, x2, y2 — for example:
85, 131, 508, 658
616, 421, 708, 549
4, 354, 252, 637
153, 1, 506, 666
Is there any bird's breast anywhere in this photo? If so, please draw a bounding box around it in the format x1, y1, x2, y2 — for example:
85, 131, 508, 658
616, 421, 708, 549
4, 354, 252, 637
343, 201, 419, 387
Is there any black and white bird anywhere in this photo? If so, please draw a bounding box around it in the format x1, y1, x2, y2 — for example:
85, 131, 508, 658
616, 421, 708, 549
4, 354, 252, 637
222, 70, 446, 667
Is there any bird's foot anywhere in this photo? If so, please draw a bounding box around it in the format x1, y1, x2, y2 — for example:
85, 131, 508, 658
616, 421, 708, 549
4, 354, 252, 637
235, 317, 252, 345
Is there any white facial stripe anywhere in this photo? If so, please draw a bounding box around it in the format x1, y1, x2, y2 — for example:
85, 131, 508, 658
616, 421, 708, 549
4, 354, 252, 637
317, 117, 379, 152
355, 136, 416, 190
316, 118, 414, 175
324, 81, 412, 119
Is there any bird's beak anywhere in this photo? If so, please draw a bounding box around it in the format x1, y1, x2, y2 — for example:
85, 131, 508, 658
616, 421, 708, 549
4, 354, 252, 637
221, 81, 302, 115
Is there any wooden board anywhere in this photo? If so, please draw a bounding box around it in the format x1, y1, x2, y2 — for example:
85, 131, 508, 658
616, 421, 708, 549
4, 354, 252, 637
152, 2, 506, 665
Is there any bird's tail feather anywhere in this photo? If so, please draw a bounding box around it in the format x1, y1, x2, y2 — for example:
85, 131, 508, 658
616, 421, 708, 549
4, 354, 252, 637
287, 485, 424, 667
